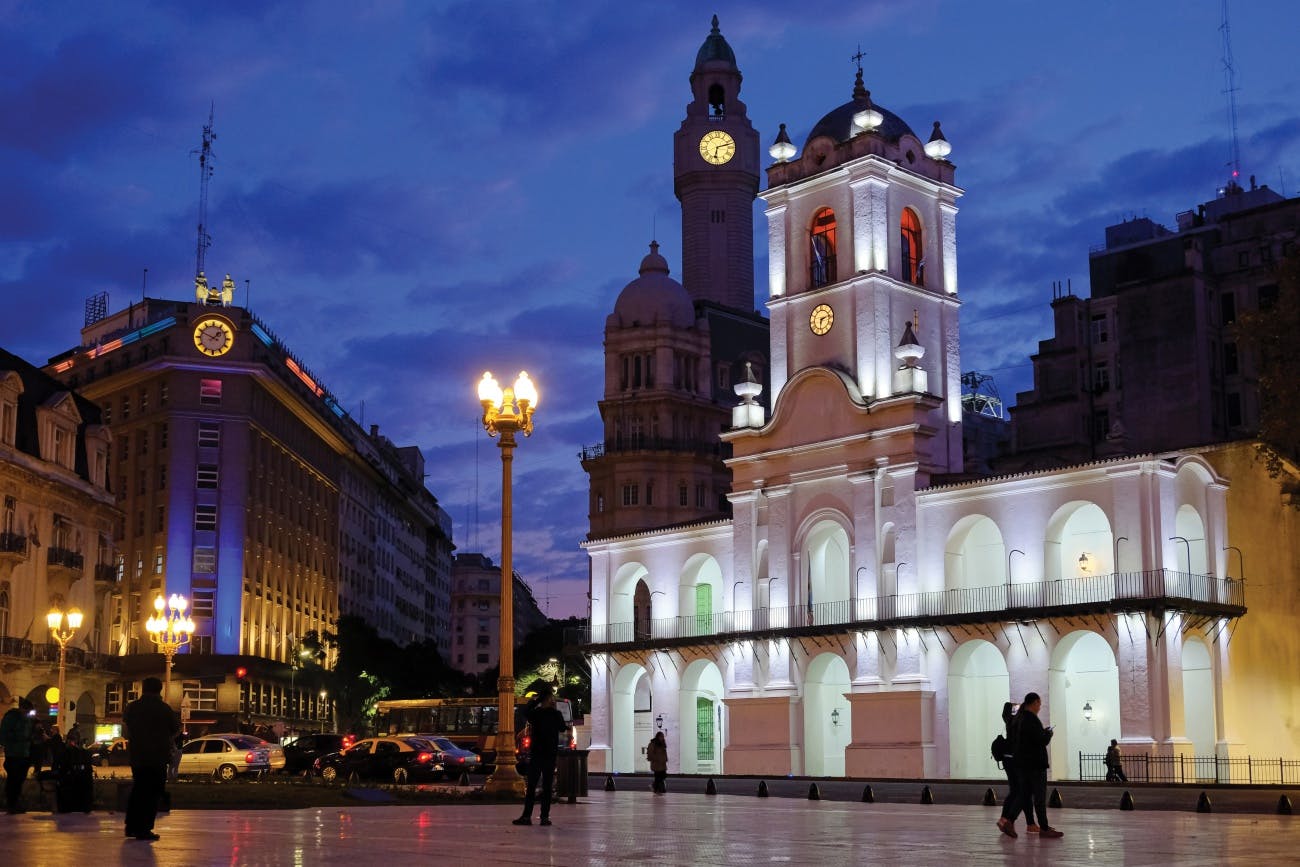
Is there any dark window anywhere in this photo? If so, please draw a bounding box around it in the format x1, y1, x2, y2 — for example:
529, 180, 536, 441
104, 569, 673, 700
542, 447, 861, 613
1092, 410, 1110, 443
900, 208, 923, 285
809, 208, 837, 288
1226, 393, 1242, 427
1220, 292, 1236, 325
1223, 343, 1239, 375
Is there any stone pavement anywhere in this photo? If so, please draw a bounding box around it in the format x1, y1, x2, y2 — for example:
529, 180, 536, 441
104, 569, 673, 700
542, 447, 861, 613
3, 790, 1296, 866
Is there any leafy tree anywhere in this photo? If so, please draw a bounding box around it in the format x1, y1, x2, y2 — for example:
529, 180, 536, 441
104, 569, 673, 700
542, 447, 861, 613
1237, 251, 1300, 478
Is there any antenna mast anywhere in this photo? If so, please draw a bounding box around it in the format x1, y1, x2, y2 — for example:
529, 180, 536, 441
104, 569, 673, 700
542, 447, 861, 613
1219, 0, 1242, 187
193, 105, 216, 276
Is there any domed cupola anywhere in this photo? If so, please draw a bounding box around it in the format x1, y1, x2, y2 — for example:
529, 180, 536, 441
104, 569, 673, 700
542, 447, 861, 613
804, 68, 916, 148
694, 14, 737, 70
612, 242, 697, 329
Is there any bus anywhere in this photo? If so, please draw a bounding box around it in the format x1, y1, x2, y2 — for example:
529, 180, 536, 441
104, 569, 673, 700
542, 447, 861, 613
373, 696, 573, 769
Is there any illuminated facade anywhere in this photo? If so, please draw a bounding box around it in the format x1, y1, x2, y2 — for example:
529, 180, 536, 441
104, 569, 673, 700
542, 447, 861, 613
581, 40, 1256, 781
44, 292, 452, 731
0, 348, 119, 725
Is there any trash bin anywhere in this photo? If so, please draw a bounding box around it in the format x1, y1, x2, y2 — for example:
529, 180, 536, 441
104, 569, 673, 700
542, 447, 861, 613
554, 749, 589, 803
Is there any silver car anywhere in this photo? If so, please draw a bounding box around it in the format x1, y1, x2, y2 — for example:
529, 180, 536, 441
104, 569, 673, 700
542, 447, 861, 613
178, 734, 272, 781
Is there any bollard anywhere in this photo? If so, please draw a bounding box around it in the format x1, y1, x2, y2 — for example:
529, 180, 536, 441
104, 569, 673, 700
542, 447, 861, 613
1278, 795, 1292, 815
1049, 788, 1063, 809
861, 784, 874, 803
706, 778, 717, 796
459, 772, 470, 787
1120, 790, 1135, 811
983, 787, 998, 807
808, 783, 821, 801
921, 785, 934, 805
605, 775, 616, 792
757, 780, 769, 798
1196, 791, 1212, 813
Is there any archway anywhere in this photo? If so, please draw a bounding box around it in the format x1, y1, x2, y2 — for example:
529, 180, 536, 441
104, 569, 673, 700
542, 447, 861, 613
1044, 502, 1114, 580
75, 690, 97, 729
1048, 631, 1120, 779
944, 515, 1006, 593
611, 663, 651, 773
948, 639, 1009, 778
27, 683, 55, 724
610, 562, 649, 642
680, 554, 723, 636
1181, 637, 1216, 759
1173, 505, 1208, 575
633, 580, 651, 641
679, 659, 725, 774
803, 519, 851, 623
803, 653, 851, 776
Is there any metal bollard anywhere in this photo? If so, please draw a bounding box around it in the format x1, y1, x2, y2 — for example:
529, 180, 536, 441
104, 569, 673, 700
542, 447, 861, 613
983, 787, 998, 806
604, 775, 616, 792
921, 785, 934, 805
757, 780, 769, 798
862, 784, 874, 803
1049, 788, 1063, 809
808, 783, 821, 801
1196, 791, 1212, 813
1120, 790, 1135, 811
706, 778, 717, 796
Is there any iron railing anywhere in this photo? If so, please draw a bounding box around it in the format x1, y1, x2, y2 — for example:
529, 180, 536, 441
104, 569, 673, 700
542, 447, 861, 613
1080, 752, 1300, 785
579, 437, 730, 462
574, 569, 1245, 647
46, 546, 84, 571
0, 638, 115, 670
94, 563, 118, 583
0, 531, 27, 555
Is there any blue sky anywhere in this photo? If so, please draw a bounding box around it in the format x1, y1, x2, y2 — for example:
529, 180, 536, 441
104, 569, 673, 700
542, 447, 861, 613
3, 1, 1298, 618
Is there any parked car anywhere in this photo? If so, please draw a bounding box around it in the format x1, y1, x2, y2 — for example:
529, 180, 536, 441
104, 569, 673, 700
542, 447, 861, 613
178, 734, 271, 781
249, 737, 287, 771
314, 736, 444, 784
92, 738, 131, 767
416, 736, 482, 778
281, 733, 348, 775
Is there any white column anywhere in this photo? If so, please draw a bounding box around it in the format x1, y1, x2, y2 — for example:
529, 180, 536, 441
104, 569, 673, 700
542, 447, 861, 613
939, 202, 958, 295
766, 201, 788, 298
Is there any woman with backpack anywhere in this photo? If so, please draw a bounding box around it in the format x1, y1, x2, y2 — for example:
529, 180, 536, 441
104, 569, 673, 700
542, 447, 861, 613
995, 701, 1033, 837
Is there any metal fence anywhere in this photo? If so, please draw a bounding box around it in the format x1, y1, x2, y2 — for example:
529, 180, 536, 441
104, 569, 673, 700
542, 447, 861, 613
576, 569, 1245, 646
1080, 752, 1300, 785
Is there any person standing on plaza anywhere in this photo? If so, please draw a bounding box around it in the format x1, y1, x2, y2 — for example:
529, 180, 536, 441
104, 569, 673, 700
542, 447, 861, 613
122, 677, 180, 841
1105, 739, 1128, 782
995, 701, 1032, 837
512, 686, 569, 827
1000, 692, 1063, 839
647, 731, 668, 795
65, 722, 82, 749
1, 698, 37, 814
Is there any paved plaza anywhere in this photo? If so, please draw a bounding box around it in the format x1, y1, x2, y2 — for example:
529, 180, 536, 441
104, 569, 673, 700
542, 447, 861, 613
4, 790, 1298, 866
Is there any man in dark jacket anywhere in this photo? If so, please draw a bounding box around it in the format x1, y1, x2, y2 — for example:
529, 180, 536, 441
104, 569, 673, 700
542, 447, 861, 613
512, 686, 569, 827
123, 677, 180, 841
0, 698, 37, 813
1001, 692, 1063, 839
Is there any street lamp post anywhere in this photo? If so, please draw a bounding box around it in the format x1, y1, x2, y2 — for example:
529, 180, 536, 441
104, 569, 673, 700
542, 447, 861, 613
477, 370, 539, 798
46, 607, 83, 733
145, 593, 196, 706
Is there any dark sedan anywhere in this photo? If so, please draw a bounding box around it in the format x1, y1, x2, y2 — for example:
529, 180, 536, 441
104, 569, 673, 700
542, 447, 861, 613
314, 736, 444, 784
416, 736, 483, 778
282, 733, 349, 775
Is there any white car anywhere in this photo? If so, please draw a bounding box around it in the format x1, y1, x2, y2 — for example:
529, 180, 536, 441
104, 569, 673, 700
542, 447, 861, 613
178, 734, 271, 781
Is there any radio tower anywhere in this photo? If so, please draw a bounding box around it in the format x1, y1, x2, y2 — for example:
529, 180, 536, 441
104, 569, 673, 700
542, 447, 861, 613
1219, 0, 1242, 189
193, 106, 216, 277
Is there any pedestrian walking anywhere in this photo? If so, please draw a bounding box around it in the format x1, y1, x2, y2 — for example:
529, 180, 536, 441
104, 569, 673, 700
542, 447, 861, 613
1105, 739, 1128, 782
647, 731, 668, 795
995, 701, 1032, 836
122, 676, 180, 842
512, 685, 569, 827
1, 698, 37, 814
998, 692, 1063, 839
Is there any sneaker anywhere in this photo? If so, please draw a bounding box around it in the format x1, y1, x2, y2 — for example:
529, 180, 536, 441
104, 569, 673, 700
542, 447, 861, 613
1039, 828, 1064, 839
511, 817, 532, 826
539, 818, 552, 826
1026, 825, 1040, 834
996, 817, 1018, 839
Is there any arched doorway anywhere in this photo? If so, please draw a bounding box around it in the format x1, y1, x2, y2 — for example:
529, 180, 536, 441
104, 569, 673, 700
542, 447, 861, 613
1044, 502, 1114, 581
633, 580, 651, 640
1173, 505, 1208, 575
680, 555, 722, 636
679, 659, 725, 774
804, 518, 850, 623
803, 653, 851, 776
75, 690, 97, 729
612, 663, 651, 773
948, 639, 1009, 778
1181, 637, 1216, 759
1048, 631, 1120, 779
610, 562, 649, 643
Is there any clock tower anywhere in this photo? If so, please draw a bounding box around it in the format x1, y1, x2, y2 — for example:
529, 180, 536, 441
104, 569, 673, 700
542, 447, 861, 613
673, 15, 760, 311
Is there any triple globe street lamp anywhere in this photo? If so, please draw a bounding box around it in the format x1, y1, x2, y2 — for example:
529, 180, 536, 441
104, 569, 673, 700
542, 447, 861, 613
46, 607, 83, 733
476, 369, 539, 798
145, 593, 196, 704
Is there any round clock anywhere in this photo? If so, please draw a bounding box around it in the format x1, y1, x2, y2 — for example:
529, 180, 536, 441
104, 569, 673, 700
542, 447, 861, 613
193, 318, 234, 357
810, 304, 834, 335
699, 130, 736, 165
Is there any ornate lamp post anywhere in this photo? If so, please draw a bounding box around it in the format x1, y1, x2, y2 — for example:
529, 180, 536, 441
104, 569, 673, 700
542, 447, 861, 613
46, 607, 83, 733
145, 593, 195, 705
476, 370, 538, 797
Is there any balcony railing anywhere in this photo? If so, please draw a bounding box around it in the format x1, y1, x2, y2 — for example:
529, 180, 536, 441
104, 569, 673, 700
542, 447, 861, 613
94, 563, 118, 583
47, 546, 85, 571
0, 637, 116, 671
0, 531, 28, 556
573, 569, 1246, 649
579, 436, 731, 462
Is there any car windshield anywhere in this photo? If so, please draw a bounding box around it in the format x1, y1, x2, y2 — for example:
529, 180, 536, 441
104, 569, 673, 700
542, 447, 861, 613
228, 736, 264, 749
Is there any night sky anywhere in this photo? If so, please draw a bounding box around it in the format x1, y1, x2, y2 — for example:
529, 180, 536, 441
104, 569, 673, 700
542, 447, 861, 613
3, 2, 1298, 618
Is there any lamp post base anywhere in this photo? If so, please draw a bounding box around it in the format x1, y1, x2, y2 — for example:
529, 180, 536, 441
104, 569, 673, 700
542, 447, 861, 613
483, 763, 527, 797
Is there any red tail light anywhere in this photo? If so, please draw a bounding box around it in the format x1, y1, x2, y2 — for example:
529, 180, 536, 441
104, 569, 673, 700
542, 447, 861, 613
456, 757, 464, 763
522, 736, 531, 749
245, 752, 257, 764
569, 737, 576, 750
416, 751, 432, 763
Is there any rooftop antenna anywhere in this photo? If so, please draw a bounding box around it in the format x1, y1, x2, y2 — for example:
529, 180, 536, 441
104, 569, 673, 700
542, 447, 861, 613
193, 104, 216, 277
1220, 0, 1242, 188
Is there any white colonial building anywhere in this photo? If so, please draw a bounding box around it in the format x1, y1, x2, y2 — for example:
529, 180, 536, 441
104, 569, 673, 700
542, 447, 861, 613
580, 47, 1246, 781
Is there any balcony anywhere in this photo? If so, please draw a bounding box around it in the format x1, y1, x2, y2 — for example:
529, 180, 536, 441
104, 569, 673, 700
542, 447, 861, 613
94, 563, 118, 585
0, 637, 118, 672
47, 546, 85, 572
572, 569, 1246, 652
0, 531, 27, 570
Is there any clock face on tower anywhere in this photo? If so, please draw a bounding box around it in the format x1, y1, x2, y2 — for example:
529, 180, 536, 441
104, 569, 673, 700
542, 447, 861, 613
809, 304, 834, 335
193, 318, 234, 357
698, 130, 736, 165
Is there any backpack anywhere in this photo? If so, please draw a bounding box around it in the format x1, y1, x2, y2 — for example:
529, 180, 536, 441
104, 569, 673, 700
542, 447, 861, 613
990, 733, 1007, 763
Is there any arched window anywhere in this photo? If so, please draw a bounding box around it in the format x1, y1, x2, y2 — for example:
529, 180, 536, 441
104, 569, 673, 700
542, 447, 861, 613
810, 208, 837, 288
900, 208, 923, 285
707, 84, 726, 117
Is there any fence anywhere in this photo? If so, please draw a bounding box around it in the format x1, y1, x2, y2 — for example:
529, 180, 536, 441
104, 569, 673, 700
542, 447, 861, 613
1079, 752, 1300, 785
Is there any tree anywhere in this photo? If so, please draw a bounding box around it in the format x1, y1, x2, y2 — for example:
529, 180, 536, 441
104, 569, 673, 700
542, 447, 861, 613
1237, 251, 1300, 478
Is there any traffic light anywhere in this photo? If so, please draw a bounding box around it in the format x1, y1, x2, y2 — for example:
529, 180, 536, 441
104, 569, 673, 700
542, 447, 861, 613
235, 666, 248, 682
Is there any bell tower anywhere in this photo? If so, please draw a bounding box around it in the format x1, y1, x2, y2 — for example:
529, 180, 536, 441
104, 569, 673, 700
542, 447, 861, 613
673, 15, 760, 311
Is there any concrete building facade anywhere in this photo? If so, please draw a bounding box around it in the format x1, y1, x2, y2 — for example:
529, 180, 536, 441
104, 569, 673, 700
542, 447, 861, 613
449, 552, 548, 675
